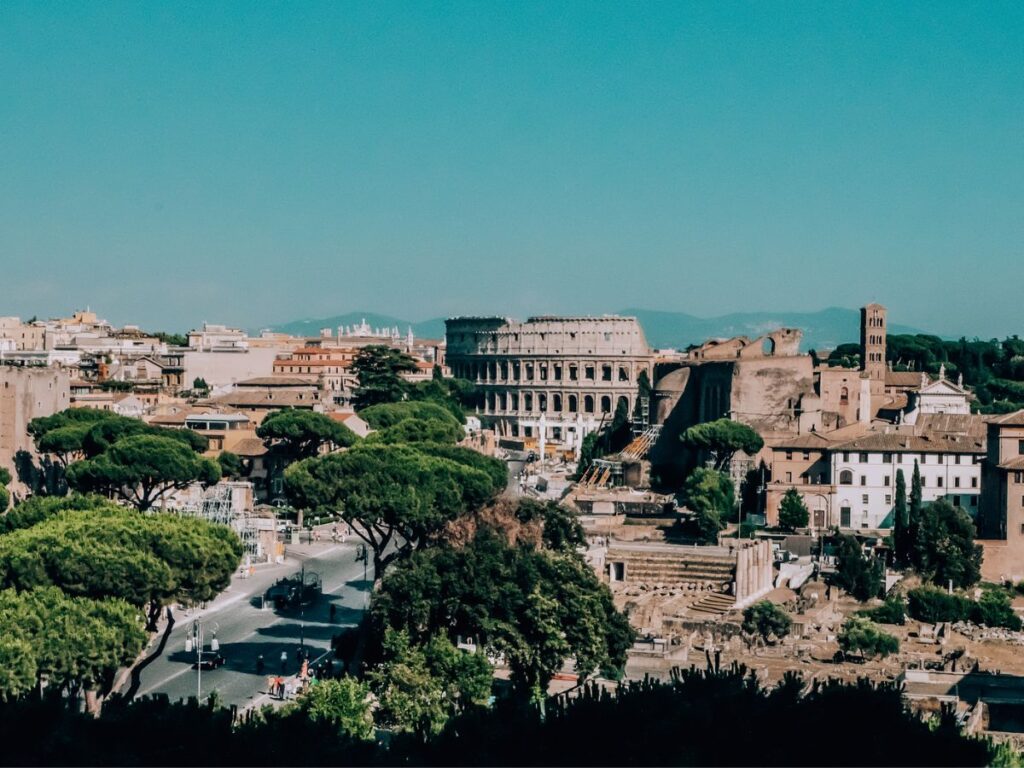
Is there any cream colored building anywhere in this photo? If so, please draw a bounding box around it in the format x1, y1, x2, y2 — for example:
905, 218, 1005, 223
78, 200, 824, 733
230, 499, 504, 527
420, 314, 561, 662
0, 365, 70, 496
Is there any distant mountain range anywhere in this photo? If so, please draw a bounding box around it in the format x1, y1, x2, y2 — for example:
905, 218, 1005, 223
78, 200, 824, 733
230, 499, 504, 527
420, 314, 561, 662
266, 308, 927, 352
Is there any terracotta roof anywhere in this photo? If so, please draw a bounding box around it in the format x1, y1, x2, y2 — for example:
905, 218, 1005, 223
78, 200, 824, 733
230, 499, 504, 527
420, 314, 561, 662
832, 430, 984, 454
767, 433, 834, 449
991, 410, 1024, 426
273, 359, 352, 368
236, 376, 316, 387
914, 413, 986, 438
886, 370, 929, 387
232, 437, 269, 457
997, 456, 1024, 470
203, 392, 319, 408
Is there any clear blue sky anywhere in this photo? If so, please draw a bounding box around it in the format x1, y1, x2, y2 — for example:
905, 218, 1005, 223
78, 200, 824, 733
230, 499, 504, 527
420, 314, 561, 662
2, 1, 1021, 337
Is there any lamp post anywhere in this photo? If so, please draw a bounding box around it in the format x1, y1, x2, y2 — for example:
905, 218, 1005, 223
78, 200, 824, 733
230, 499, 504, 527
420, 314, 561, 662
356, 544, 368, 609
190, 620, 203, 701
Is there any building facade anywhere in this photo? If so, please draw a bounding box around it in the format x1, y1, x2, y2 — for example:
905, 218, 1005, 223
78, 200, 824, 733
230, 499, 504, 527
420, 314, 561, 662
445, 316, 654, 454
0, 365, 70, 497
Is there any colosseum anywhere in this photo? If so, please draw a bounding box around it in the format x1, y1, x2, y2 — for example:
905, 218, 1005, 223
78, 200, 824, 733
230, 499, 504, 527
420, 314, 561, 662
445, 316, 654, 454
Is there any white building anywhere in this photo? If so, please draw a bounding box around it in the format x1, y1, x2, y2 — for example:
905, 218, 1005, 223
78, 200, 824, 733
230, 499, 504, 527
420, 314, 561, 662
903, 366, 971, 425
830, 425, 984, 530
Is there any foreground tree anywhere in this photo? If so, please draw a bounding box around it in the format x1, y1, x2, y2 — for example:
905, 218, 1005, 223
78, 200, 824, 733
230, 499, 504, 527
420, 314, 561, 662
777, 488, 809, 531
681, 419, 764, 472
256, 408, 359, 461
369, 417, 463, 446
284, 678, 374, 742
358, 401, 462, 431
66, 434, 220, 510
683, 468, 735, 543
0, 503, 242, 628
285, 444, 498, 580
351, 346, 419, 409
741, 600, 791, 645
368, 629, 492, 739
0, 587, 146, 702
370, 528, 633, 703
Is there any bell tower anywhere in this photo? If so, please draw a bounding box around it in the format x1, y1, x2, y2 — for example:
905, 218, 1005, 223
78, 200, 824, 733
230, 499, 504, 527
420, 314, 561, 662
860, 303, 887, 390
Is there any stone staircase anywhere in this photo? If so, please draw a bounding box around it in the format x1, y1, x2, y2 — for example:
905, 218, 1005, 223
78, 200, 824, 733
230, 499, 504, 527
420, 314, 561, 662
687, 593, 736, 617
608, 544, 735, 588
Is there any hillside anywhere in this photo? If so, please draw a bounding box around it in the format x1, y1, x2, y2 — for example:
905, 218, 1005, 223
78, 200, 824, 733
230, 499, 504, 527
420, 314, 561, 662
266, 307, 926, 351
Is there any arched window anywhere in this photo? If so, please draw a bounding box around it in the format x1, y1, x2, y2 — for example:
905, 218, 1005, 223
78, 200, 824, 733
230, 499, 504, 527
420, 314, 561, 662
839, 469, 853, 485
524, 393, 533, 412
553, 394, 563, 412
617, 395, 629, 413
538, 393, 547, 412
840, 387, 849, 405
600, 395, 612, 413
568, 394, 578, 413
584, 395, 595, 414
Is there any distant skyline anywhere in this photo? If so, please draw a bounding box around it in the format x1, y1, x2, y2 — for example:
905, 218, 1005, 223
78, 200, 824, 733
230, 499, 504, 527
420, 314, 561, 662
2, 2, 1021, 338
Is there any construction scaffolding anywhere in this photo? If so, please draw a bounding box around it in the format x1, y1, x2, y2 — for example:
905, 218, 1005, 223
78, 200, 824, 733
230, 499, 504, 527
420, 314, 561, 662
168, 481, 261, 561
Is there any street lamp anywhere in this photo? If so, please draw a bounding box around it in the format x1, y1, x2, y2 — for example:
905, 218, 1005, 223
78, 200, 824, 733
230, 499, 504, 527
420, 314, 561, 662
356, 544, 368, 609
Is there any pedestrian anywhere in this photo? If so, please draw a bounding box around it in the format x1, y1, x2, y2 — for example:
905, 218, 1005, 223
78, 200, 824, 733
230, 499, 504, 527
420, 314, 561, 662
280, 650, 288, 672
256, 654, 265, 674
331, 525, 338, 543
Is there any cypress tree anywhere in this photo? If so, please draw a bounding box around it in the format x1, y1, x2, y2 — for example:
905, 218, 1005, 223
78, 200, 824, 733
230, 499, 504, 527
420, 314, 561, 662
893, 469, 908, 565
909, 461, 924, 569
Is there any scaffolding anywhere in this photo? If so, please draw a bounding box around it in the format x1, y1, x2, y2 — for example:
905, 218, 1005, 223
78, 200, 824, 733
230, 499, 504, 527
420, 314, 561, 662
167, 481, 261, 560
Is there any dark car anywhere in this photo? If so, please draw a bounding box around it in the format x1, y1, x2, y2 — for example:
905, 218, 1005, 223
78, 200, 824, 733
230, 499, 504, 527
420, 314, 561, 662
193, 653, 226, 671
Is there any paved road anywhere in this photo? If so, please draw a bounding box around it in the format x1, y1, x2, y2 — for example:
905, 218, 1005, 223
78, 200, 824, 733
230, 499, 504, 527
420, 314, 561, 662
132, 539, 368, 709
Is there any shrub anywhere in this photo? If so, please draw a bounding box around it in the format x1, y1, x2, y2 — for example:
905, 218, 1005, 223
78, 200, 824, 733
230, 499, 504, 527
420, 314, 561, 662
741, 601, 791, 645
839, 617, 899, 659
971, 588, 1022, 630
906, 586, 972, 623
858, 594, 906, 626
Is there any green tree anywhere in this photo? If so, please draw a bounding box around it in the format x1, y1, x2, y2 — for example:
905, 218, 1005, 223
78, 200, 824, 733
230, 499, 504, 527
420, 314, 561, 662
777, 488, 809, 531
1, 493, 110, 533
79, 414, 209, 457
909, 460, 924, 564
574, 431, 601, 479
66, 434, 220, 510
217, 451, 243, 479
368, 629, 492, 739
358, 401, 462, 431
838, 617, 899, 660
906, 585, 973, 623
514, 498, 587, 552
369, 417, 463, 446
256, 408, 359, 461
0, 467, 9, 511
371, 528, 632, 703
0, 587, 146, 700
153, 331, 188, 347
285, 678, 374, 741
0, 503, 241, 629
681, 419, 764, 472
858, 593, 906, 626
892, 469, 909, 565
285, 443, 498, 580
972, 588, 1022, 630
833, 534, 883, 602
351, 345, 418, 409
742, 600, 791, 645
914, 499, 982, 589
192, 377, 210, 392
683, 468, 734, 543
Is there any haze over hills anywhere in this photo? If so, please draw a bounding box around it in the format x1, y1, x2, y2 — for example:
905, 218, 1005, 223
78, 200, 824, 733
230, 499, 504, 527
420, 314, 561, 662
267, 308, 928, 352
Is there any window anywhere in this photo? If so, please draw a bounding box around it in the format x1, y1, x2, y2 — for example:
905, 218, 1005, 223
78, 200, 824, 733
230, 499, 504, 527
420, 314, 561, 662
954, 455, 961, 465
839, 470, 853, 485
840, 387, 849, 405
524, 393, 533, 411
785, 450, 793, 460
618, 366, 629, 382
538, 393, 547, 412
883, 452, 892, 463
937, 477, 943, 488
860, 475, 866, 486
584, 395, 595, 413
859, 452, 869, 463
785, 472, 792, 482
843, 452, 850, 462
862, 494, 869, 504
525, 363, 534, 380
971, 477, 978, 488
569, 365, 577, 381
884, 475, 890, 486
568, 394, 578, 413
553, 394, 562, 412
803, 451, 810, 461
539, 365, 548, 381
585, 366, 595, 381
954, 476, 960, 488
841, 507, 852, 527
553, 364, 562, 381
600, 395, 612, 413
885, 494, 892, 505
1020, 439, 1024, 455
601, 365, 612, 382
896, 454, 903, 463
921, 454, 927, 465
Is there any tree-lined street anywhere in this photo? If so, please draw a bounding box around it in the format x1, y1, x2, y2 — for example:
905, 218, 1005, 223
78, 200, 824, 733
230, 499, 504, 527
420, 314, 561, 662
132, 538, 368, 709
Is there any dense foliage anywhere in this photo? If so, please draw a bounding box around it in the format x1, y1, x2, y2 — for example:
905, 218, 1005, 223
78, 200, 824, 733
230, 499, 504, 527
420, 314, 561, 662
683, 468, 735, 543
777, 488, 809, 531
741, 601, 791, 644
0, 664, 997, 765
351, 346, 419, 409
832, 534, 882, 602
838, 617, 899, 660
256, 408, 359, 460
680, 419, 764, 472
